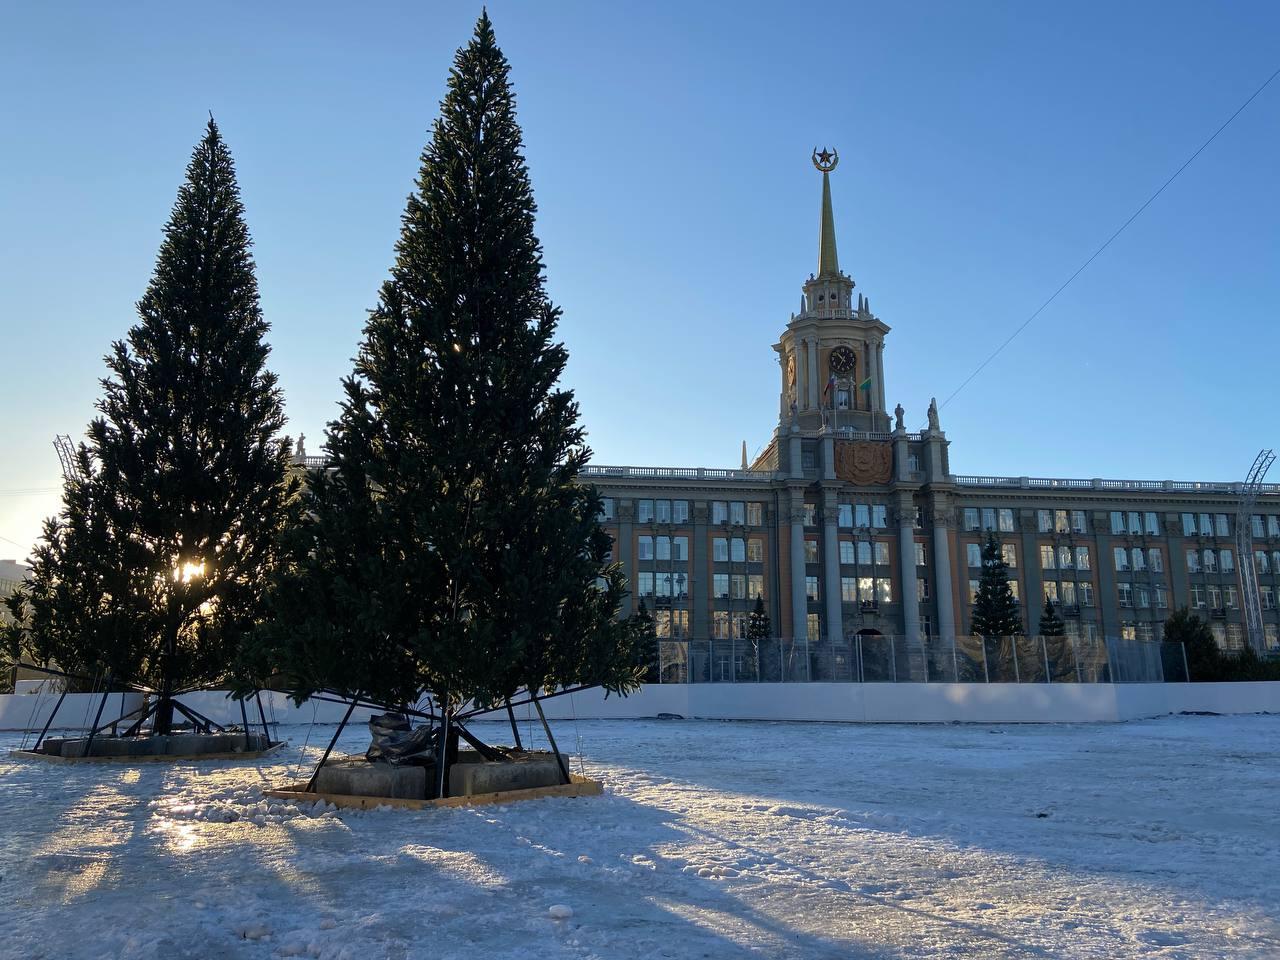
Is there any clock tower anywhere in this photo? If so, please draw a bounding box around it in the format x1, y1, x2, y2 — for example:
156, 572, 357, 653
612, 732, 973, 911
774, 148, 891, 436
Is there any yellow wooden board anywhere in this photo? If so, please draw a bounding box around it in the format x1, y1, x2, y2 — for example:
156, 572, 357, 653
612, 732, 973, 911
8, 741, 286, 765
264, 773, 603, 811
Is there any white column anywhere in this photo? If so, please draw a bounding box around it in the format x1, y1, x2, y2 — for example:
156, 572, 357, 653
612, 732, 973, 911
876, 342, 886, 413
823, 493, 843, 643
897, 499, 921, 643
933, 515, 957, 642
790, 494, 809, 641
806, 338, 819, 410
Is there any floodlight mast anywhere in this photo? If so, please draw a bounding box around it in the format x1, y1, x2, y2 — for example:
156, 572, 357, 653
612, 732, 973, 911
1236, 448, 1275, 655
52, 434, 86, 484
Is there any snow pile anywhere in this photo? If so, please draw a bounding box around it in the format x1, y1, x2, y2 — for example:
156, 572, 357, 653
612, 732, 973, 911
2, 714, 1279, 958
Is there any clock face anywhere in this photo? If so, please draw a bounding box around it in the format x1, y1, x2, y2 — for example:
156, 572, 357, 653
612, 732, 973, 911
830, 346, 856, 375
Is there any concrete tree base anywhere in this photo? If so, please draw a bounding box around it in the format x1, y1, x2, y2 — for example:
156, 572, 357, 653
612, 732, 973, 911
10, 732, 283, 763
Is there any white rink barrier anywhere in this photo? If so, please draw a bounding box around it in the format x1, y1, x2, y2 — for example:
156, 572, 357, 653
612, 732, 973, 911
2, 682, 1276, 731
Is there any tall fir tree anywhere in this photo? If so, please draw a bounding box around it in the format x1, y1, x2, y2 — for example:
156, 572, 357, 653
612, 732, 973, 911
632, 599, 657, 683
4, 120, 298, 732
255, 14, 643, 714
970, 533, 1023, 638
1039, 597, 1065, 637
747, 595, 771, 642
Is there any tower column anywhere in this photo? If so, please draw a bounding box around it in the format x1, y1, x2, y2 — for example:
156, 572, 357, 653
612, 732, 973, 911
896, 493, 921, 643
807, 338, 819, 410
789, 490, 808, 643
822, 488, 843, 644
875, 342, 886, 414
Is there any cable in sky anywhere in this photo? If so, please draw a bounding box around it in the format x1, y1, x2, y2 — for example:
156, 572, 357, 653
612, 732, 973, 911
937, 62, 1280, 415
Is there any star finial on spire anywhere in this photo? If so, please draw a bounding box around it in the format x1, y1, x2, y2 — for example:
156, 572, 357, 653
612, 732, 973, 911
812, 147, 839, 173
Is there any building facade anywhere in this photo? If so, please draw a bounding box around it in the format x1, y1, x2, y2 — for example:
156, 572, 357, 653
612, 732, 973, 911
585, 151, 1280, 657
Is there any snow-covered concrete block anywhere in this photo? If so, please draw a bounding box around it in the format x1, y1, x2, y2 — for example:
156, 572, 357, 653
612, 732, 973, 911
314, 758, 428, 800
448, 754, 564, 797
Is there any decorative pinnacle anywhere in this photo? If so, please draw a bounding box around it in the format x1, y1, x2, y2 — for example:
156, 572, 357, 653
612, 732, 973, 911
814, 147, 840, 277
811, 146, 839, 173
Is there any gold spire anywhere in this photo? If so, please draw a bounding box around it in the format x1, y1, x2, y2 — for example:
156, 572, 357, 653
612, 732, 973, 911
812, 147, 840, 278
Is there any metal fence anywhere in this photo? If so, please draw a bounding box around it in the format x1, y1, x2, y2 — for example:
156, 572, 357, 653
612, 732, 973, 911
656, 635, 1188, 685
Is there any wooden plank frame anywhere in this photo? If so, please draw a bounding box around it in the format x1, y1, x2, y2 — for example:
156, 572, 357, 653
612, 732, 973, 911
263, 773, 603, 811
8, 741, 287, 765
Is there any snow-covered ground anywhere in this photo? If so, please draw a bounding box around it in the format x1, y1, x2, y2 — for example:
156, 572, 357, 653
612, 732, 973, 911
2, 714, 1278, 959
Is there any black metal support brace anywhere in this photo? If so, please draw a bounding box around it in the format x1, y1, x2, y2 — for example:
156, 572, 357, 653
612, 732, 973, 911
81, 675, 114, 757
254, 690, 271, 744
238, 696, 251, 749
123, 698, 161, 737
531, 695, 571, 785
454, 722, 507, 762
305, 697, 359, 793
504, 698, 523, 750
434, 710, 451, 799
32, 687, 69, 752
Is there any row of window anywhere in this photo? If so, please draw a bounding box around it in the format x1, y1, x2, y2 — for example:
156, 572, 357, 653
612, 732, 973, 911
1040, 545, 1094, 570
1181, 513, 1231, 537
1250, 515, 1280, 539
1109, 511, 1162, 536
1116, 583, 1169, 609
833, 504, 890, 529
805, 576, 895, 605
714, 573, 766, 601
1042, 580, 1095, 606
637, 536, 689, 561
713, 537, 764, 563
1114, 547, 1164, 572
1184, 548, 1233, 574
1189, 584, 1239, 610
967, 542, 1020, 568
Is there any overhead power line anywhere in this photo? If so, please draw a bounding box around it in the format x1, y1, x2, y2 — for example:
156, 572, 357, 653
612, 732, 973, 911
938, 63, 1280, 414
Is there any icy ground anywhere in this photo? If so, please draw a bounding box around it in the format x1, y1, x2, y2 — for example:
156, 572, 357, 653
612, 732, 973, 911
2, 715, 1279, 960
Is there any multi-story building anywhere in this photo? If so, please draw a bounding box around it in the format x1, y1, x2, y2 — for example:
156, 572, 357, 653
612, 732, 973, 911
585, 151, 1280, 659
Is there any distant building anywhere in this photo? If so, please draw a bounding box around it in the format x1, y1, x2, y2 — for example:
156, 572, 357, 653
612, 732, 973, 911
584, 152, 1280, 657
0, 559, 30, 625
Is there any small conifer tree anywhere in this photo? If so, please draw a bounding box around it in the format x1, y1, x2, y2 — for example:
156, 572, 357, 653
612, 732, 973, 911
1039, 597, 1065, 637
970, 533, 1023, 638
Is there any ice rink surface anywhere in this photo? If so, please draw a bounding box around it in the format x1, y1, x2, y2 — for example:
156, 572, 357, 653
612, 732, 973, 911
2, 713, 1277, 959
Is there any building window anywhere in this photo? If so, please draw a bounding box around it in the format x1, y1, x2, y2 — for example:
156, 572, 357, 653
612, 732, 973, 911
637, 572, 654, 597
1060, 581, 1076, 605
805, 576, 819, 602
748, 574, 764, 599
1186, 549, 1201, 573
917, 579, 930, 600
1120, 622, 1137, 641
1267, 624, 1279, 649
965, 508, 980, 531
656, 536, 671, 560
1131, 548, 1146, 571
914, 541, 927, 566
1117, 583, 1133, 608
1182, 512, 1196, 536
655, 500, 672, 523
858, 541, 873, 565
1007, 580, 1020, 602
1144, 512, 1159, 535
1044, 582, 1058, 603
877, 580, 893, 604
1269, 516, 1280, 538
1076, 547, 1091, 570
968, 579, 979, 604
638, 536, 654, 560
859, 576, 875, 602
1155, 585, 1168, 608
730, 501, 746, 526
915, 506, 926, 529
1079, 581, 1094, 606
713, 574, 729, 599
1037, 510, 1052, 533
1207, 585, 1222, 609
1226, 624, 1244, 649
804, 504, 817, 527
599, 498, 615, 522
839, 541, 855, 564
872, 505, 888, 529
1203, 549, 1217, 573
841, 577, 857, 602
1220, 549, 1234, 573
807, 613, 821, 641
730, 574, 747, 600
1224, 585, 1238, 609
804, 540, 818, 564
638, 500, 654, 523
1148, 548, 1163, 572
1057, 545, 1073, 569
745, 502, 761, 526
838, 504, 854, 528
1040, 545, 1056, 570
856, 504, 870, 527
712, 501, 727, 525
1190, 584, 1206, 609
1136, 585, 1150, 609
747, 538, 763, 563
874, 542, 890, 565
1262, 586, 1275, 610
998, 509, 1015, 532
1002, 544, 1017, 567
731, 538, 746, 562
1051, 510, 1067, 534
713, 538, 728, 562
967, 543, 982, 568
1110, 512, 1125, 535
1127, 512, 1142, 535
1114, 547, 1129, 571
982, 508, 996, 531
674, 538, 689, 562
654, 609, 689, 639
673, 500, 689, 523
1215, 514, 1229, 537
1199, 513, 1212, 536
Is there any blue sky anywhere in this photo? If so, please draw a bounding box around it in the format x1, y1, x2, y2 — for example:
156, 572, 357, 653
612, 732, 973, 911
2, 1, 1278, 559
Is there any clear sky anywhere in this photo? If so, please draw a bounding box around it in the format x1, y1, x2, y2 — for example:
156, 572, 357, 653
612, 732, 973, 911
2, 1, 1278, 561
